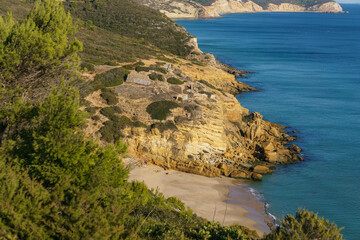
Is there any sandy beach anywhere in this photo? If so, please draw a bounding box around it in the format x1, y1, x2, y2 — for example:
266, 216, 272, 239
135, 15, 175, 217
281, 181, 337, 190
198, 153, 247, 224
128, 164, 271, 237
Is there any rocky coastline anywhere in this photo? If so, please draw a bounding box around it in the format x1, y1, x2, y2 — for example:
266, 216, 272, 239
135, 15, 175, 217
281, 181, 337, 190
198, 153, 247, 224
134, 0, 345, 19
85, 37, 304, 181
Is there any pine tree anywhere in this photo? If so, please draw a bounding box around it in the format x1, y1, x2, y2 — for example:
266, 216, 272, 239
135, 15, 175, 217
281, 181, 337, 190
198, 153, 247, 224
0, 0, 82, 88
264, 208, 343, 240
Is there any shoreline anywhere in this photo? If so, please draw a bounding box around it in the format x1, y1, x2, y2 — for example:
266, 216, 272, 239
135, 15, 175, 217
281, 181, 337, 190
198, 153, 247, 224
170, 9, 346, 20
128, 164, 271, 237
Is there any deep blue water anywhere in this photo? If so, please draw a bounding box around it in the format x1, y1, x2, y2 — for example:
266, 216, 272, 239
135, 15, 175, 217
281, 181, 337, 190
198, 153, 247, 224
176, 4, 360, 239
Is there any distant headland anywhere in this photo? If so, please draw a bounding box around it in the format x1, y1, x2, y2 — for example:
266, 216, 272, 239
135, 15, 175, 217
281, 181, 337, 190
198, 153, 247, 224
134, 0, 345, 18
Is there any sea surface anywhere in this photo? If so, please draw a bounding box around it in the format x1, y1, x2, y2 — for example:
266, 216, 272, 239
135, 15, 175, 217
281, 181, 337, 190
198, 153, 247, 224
176, 4, 360, 239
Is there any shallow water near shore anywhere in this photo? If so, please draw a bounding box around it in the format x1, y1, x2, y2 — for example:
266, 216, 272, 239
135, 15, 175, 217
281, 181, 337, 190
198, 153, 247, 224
176, 4, 360, 239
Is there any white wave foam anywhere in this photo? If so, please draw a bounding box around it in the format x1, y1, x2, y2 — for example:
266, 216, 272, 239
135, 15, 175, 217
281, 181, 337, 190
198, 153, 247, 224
268, 212, 277, 221
246, 186, 265, 202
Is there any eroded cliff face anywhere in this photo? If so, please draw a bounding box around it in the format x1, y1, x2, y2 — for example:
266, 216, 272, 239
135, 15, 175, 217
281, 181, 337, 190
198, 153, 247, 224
133, 0, 206, 19
202, 0, 263, 18
308, 2, 344, 13
266, 3, 305, 12
85, 55, 303, 181
134, 0, 344, 19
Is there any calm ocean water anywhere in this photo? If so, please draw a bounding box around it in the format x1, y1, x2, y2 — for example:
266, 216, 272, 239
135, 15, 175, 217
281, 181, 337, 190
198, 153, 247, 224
176, 4, 360, 239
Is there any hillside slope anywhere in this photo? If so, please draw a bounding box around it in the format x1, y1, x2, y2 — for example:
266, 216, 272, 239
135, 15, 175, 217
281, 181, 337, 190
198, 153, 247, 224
0, 0, 302, 181
134, 0, 344, 18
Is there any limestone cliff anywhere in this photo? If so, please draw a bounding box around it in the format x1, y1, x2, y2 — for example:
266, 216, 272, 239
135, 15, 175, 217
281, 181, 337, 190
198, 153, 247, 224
308, 2, 344, 13
266, 3, 305, 12
202, 0, 263, 18
85, 55, 302, 181
134, 0, 344, 19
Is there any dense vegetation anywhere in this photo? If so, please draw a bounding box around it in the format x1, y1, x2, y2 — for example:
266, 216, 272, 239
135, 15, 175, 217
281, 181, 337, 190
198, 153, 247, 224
0, 0, 81, 96
146, 101, 180, 120
0, 1, 344, 239
245, 0, 334, 8
149, 72, 165, 81
94, 68, 129, 87
0, 2, 255, 239
100, 88, 119, 105
167, 77, 184, 85
265, 209, 344, 240
64, 0, 194, 57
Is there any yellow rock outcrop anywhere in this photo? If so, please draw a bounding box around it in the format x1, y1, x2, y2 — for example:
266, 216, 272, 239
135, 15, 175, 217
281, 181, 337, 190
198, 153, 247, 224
86, 56, 303, 180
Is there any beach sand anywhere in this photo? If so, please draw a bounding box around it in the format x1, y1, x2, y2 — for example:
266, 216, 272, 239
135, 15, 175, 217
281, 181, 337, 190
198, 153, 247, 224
128, 164, 271, 236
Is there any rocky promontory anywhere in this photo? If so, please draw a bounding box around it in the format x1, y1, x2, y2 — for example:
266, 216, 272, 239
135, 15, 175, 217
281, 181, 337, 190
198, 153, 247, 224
84, 48, 303, 181
134, 0, 344, 19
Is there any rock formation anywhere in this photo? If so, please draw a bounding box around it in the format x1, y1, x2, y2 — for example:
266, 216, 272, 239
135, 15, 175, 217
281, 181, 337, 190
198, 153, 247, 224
85, 54, 303, 181
134, 0, 344, 19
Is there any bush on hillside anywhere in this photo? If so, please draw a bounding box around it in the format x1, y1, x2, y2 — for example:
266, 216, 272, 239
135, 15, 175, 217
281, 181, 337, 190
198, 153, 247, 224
265, 208, 344, 240
80, 62, 95, 72
65, 0, 193, 56
85, 106, 98, 115
0, 0, 82, 93
167, 77, 184, 85
94, 68, 129, 87
146, 101, 180, 120
199, 79, 217, 90
122, 61, 145, 70
149, 64, 168, 74
100, 106, 123, 121
100, 115, 147, 143
150, 120, 177, 132
100, 88, 118, 105
149, 72, 164, 81
184, 104, 199, 113
135, 66, 151, 72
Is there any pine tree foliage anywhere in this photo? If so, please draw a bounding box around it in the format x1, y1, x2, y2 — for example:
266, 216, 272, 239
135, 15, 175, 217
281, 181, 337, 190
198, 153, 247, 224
265, 208, 343, 240
0, 0, 82, 88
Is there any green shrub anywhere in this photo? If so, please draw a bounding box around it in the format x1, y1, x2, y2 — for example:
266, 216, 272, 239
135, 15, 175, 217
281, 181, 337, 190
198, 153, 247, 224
199, 79, 217, 90
133, 121, 147, 128
265, 208, 344, 240
100, 116, 146, 143
122, 64, 135, 70
149, 73, 164, 81
242, 114, 254, 123
146, 101, 180, 120
100, 106, 122, 121
184, 105, 199, 113
100, 88, 118, 105
91, 115, 100, 121
135, 66, 151, 72
123, 61, 145, 70
149, 64, 168, 74
94, 68, 128, 87
167, 77, 184, 85
65, 0, 193, 56
150, 120, 178, 132
80, 62, 95, 73
85, 106, 98, 115
0, 0, 82, 84
104, 61, 118, 66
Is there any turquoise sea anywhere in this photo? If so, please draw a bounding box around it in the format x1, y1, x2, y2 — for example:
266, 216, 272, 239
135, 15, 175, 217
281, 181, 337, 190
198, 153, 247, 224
176, 4, 360, 239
